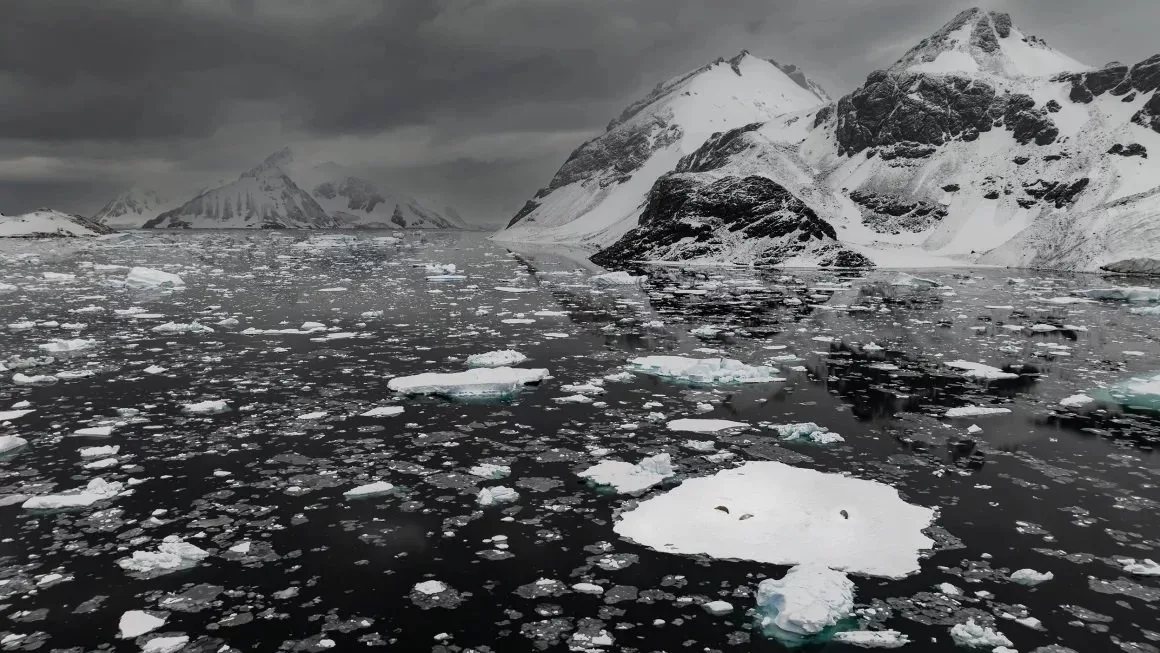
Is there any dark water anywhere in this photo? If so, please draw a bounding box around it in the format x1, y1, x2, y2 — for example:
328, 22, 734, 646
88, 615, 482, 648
0, 230, 1157, 652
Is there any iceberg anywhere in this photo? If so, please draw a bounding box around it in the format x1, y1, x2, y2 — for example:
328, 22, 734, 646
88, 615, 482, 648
79, 445, 119, 458
466, 350, 529, 368
344, 481, 395, 499
666, 418, 748, 433
477, 486, 520, 506
948, 619, 1012, 649
151, 322, 213, 335
1090, 372, 1160, 413
181, 399, 230, 414
468, 463, 511, 479
773, 422, 844, 444
388, 367, 549, 399
1073, 286, 1160, 302
626, 356, 781, 385
1059, 393, 1094, 408
125, 267, 185, 289
578, 453, 675, 494
1009, 568, 1053, 585
117, 535, 210, 575
944, 360, 1019, 380
755, 564, 854, 637
119, 611, 167, 639
22, 478, 124, 510
613, 461, 935, 578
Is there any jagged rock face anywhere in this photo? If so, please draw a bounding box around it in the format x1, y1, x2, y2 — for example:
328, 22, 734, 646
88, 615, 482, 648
92, 188, 172, 228
313, 177, 385, 213
1058, 55, 1160, 133
832, 72, 1058, 156
849, 191, 948, 234
592, 174, 871, 268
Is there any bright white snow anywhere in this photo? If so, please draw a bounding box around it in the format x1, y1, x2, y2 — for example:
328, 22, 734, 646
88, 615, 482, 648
388, 367, 549, 398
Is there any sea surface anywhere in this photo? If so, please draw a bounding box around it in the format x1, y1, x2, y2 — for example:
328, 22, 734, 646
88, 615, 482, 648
0, 230, 1157, 652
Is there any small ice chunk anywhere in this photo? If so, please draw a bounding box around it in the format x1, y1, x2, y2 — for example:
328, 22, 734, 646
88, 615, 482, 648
466, 350, 529, 368
73, 425, 114, 437
151, 322, 212, 335
118, 610, 167, 639
344, 481, 395, 499
468, 463, 511, 479
413, 580, 448, 595
22, 478, 123, 510
702, 600, 734, 615
477, 486, 520, 506
666, 418, 747, 433
755, 564, 854, 636
572, 583, 605, 595
944, 406, 1012, 418
38, 338, 95, 353
0, 408, 34, 421
948, 619, 1012, 649
125, 267, 185, 289
627, 356, 781, 384
117, 535, 210, 574
1122, 558, 1160, 576
144, 365, 167, 375
772, 422, 844, 444
578, 453, 674, 494
1059, 393, 1094, 408
296, 411, 327, 420
142, 635, 189, 653
388, 367, 548, 399
360, 406, 404, 417
1009, 568, 1053, 585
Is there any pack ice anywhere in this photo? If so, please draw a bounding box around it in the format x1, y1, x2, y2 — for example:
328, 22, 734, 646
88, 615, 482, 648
388, 367, 548, 399
124, 267, 185, 289
626, 356, 781, 384
613, 461, 935, 578
118, 535, 210, 575
22, 478, 124, 510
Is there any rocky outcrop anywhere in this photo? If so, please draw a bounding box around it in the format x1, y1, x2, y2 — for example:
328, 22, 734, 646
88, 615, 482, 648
592, 174, 871, 268
849, 191, 948, 234
314, 177, 385, 213
1057, 55, 1160, 133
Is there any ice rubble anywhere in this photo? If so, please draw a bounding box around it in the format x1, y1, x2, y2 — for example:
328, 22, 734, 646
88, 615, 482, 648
38, 338, 95, 353
831, 630, 910, 648
578, 453, 675, 494
755, 564, 854, 636
949, 619, 1012, 649
117, 536, 210, 574
477, 486, 520, 506
945, 406, 1012, 418
124, 267, 185, 289
0, 435, 28, 455
466, 350, 529, 368
388, 367, 549, 399
22, 478, 124, 510
613, 461, 935, 578
343, 481, 395, 499
119, 610, 167, 639
1009, 568, 1053, 585
151, 322, 213, 335
468, 463, 511, 479
1073, 286, 1160, 302
666, 418, 747, 433
626, 356, 781, 384
944, 360, 1019, 380
772, 422, 844, 444
1121, 558, 1160, 576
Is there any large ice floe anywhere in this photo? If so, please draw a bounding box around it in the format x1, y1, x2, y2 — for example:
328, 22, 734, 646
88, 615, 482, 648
0, 435, 28, 455
943, 360, 1020, 381
388, 367, 548, 399
666, 418, 748, 433
613, 462, 935, 578
772, 422, 844, 444
465, 350, 529, 368
124, 267, 185, 289
626, 356, 781, 384
117, 535, 210, 576
578, 453, 675, 493
22, 478, 124, 510
755, 564, 855, 640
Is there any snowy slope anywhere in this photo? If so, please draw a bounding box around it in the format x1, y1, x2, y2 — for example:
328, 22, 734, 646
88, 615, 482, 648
92, 188, 181, 229
0, 209, 114, 238
297, 163, 466, 230
598, 8, 1160, 270
496, 51, 830, 249
144, 149, 337, 230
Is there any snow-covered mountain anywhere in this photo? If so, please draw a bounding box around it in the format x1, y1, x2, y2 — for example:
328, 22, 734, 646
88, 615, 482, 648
595, 8, 1160, 271
92, 188, 180, 229
0, 209, 114, 238
299, 163, 466, 230
144, 149, 337, 229
496, 51, 831, 249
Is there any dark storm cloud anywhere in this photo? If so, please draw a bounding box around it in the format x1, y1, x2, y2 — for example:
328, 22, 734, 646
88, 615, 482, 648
0, 0, 1157, 219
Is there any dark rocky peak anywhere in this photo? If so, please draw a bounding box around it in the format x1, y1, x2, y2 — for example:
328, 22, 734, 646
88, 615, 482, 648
1056, 54, 1160, 132
243, 148, 294, 179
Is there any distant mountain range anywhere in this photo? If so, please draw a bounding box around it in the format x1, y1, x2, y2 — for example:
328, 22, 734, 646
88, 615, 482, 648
94, 149, 466, 231
498, 7, 1160, 272
0, 209, 113, 238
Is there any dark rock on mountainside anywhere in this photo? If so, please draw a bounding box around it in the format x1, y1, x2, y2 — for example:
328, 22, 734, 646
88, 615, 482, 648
1058, 54, 1160, 133
313, 177, 386, 213
1108, 143, 1148, 158
1100, 258, 1160, 275
850, 191, 949, 234
592, 174, 871, 268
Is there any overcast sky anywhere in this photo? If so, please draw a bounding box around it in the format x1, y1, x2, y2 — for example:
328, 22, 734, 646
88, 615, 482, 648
1, 0, 1156, 225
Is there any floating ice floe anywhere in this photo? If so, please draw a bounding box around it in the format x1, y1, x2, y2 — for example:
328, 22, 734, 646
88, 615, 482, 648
613, 461, 935, 578
12, 372, 57, 385
468, 463, 511, 479
1009, 568, 1053, 585
589, 271, 644, 286
0, 435, 28, 455
73, 425, 114, 437
831, 630, 910, 648
181, 399, 230, 415
344, 481, 395, 499
1091, 372, 1160, 413
626, 356, 781, 385
494, 286, 535, 293
43, 272, 75, 281
578, 453, 675, 494
666, 418, 747, 433
38, 338, 95, 353
141, 635, 190, 653
944, 360, 1019, 381
889, 273, 940, 288
756, 564, 854, 637
388, 367, 549, 399
125, 267, 185, 289
119, 610, 167, 639
1129, 305, 1160, 315
79, 445, 119, 458
1121, 558, 1160, 576
945, 406, 1012, 418
424, 263, 457, 275
427, 274, 467, 282
773, 422, 844, 444
151, 322, 213, 335
360, 406, 404, 418
413, 580, 448, 595
117, 535, 210, 575
1073, 286, 1160, 302
0, 408, 34, 421
466, 350, 528, 368
22, 478, 123, 510
702, 600, 734, 615
477, 486, 520, 506
948, 619, 1012, 649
